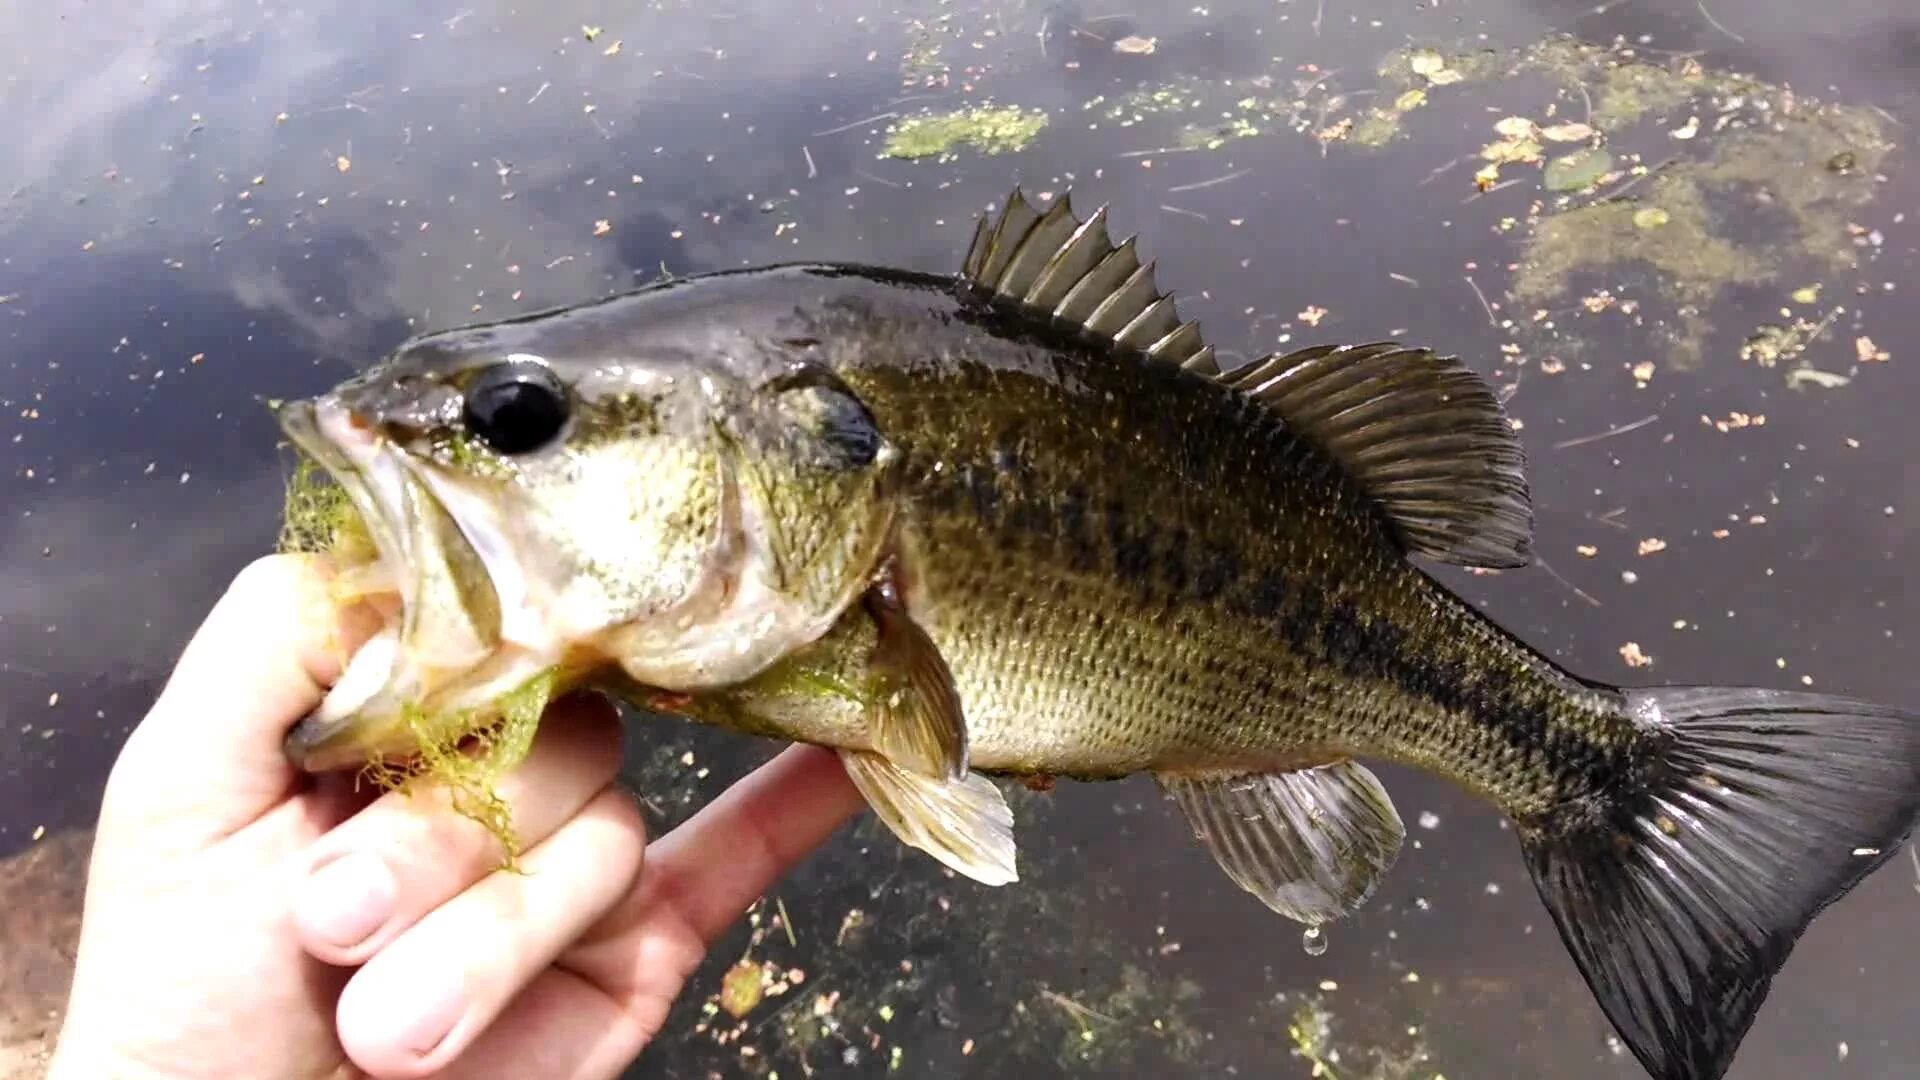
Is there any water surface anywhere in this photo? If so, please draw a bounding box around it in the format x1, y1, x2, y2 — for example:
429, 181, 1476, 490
3, 1, 1917, 1076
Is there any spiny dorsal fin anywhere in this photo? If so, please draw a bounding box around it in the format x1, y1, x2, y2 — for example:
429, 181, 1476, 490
960, 186, 1211, 369
1221, 342, 1533, 568
959, 190, 1527, 567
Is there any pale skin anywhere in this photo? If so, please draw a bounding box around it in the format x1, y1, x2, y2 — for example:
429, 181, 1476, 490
47, 553, 867, 1079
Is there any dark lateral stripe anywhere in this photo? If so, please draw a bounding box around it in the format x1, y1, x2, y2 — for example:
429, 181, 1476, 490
906, 452, 1628, 794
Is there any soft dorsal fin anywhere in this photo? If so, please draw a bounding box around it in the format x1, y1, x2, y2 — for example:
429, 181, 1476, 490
1222, 342, 1533, 568
960, 187, 1531, 569
961, 186, 1219, 373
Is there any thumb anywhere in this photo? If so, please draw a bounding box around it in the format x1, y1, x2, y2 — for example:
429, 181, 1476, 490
101, 553, 383, 850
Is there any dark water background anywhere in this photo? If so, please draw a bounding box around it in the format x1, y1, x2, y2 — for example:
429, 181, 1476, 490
3, 1, 1917, 1077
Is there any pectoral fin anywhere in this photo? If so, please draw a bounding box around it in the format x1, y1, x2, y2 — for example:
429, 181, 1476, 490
863, 579, 968, 780
841, 750, 1017, 886
1156, 760, 1405, 926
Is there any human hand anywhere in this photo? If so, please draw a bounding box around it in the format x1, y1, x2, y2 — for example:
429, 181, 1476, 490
49, 553, 865, 1079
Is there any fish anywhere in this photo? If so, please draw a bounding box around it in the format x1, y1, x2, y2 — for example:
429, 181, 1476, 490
274, 186, 1920, 1080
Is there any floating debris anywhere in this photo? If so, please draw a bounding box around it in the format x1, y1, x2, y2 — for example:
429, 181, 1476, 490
720, 960, 765, 1018
1541, 121, 1596, 142
881, 106, 1050, 160
1543, 147, 1613, 191
1786, 367, 1852, 390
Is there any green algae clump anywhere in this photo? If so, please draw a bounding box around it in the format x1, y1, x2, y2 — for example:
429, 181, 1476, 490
1512, 172, 1770, 307
362, 667, 560, 870
277, 450, 373, 563
882, 106, 1049, 160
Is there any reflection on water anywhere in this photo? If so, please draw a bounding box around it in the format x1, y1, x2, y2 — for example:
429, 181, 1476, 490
4, 1, 1918, 1076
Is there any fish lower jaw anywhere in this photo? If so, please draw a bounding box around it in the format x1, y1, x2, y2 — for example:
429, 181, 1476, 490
291, 630, 571, 772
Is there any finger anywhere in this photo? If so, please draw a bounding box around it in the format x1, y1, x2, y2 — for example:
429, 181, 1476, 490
637, 744, 863, 947
292, 691, 625, 966
105, 553, 383, 843
565, 745, 864, 1009
334, 785, 648, 1079
412, 745, 867, 1080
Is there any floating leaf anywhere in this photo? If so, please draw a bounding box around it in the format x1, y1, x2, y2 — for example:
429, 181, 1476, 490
1632, 207, 1671, 229
1482, 136, 1544, 165
1494, 116, 1537, 139
1791, 284, 1822, 304
1409, 50, 1446, 77
1541, 122, 1595, 142
1394, 88, 1428, 111
1543, 147, 1614, 191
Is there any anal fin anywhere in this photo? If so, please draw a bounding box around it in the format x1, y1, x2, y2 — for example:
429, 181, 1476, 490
841, 750, 1018, 886
1157, 761, 1406, 925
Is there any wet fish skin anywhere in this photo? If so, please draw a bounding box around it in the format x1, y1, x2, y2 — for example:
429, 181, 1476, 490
278, 189, 1920, 1080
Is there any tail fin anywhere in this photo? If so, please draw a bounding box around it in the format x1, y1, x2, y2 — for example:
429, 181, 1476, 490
1520, 686, 1920, 1080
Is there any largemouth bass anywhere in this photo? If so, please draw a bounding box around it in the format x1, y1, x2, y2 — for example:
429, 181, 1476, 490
275, 187, 1920, 1080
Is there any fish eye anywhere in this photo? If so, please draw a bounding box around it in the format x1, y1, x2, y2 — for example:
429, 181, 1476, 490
462, 360, 569, 455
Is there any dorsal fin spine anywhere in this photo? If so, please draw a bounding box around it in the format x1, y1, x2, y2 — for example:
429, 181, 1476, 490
956, 187, 1532, 569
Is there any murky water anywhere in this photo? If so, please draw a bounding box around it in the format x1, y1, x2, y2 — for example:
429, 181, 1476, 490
4, 1, 1917, 1076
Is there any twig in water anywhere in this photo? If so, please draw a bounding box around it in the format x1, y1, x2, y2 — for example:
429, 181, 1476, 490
1464, 275, 1498, 326
1167, 168, 1250, 193
1696, 0, 1746, 44
1535, 556, 1602, 608
1553, 413, 1661, 450
1313, 0, 1326, 37
854, 168, 900, 188
776, 896, 797, 947
1595, 154, 1680, 203
1118, 145, 1207, 158
1589, 507, 1630, 530
1420, 155, 1465, 185
1040, 989, 1119, 1029
811, 111, 898, 137
1160, 204, 1210, 221
803, 145, 817, 179
1463, 178, 1525, 203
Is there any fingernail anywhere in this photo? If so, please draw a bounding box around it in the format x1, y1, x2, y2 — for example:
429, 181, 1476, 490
351, 972, 467, 1058
298, 852, 396, 949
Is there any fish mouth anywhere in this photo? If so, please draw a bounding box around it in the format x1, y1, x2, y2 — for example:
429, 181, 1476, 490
275, 396, 506, 772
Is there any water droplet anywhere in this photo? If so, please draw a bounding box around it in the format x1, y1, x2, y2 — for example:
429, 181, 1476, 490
1301, 925, 1328, 956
